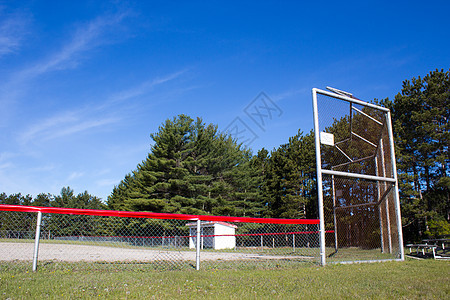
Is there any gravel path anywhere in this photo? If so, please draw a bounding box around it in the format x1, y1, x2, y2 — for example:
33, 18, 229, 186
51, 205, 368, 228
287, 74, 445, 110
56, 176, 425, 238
0, 242, 314, 262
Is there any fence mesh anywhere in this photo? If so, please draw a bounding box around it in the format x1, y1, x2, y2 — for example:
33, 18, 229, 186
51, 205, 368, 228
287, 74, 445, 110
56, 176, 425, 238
322, 176, 400, 261
314, 89, 402, 263
0, 208, 320, 271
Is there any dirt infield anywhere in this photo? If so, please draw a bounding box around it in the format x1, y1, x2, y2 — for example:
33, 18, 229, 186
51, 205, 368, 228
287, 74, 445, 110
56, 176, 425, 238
0, 242, 314, 262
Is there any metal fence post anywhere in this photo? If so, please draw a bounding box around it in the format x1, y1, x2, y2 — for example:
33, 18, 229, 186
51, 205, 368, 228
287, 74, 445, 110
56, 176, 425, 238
196, 219, 201, 270
386, 111, 405, 261
32, 211, 42, 272
312, 88, 327, 266
292, 234, 295, 252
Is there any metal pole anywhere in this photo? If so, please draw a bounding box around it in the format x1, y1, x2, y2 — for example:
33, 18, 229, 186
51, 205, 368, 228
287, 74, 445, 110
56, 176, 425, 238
196, 219, 201, 270
32, 211, 42, 272
380, 141, 392, 253
386, 111, 405, 260
321, 169, 396, 182
312, 88, 326, 266
332, 174, 338, 252
314, 88, 390, 112
292, 234, 295, 252
375, 154, 385, 253
306, 225, 310, 248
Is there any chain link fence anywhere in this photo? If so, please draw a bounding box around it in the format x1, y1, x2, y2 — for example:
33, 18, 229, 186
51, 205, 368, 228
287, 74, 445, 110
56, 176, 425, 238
322, 176, 401, 262
312, 88, 404, 264
0, 205, 320, 271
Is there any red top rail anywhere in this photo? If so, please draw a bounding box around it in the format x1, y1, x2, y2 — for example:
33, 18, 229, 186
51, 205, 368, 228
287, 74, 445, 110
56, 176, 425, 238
0, 205, 319, 225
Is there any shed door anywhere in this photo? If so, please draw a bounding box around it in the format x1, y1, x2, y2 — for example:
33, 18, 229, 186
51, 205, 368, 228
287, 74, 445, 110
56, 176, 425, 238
202, 227, 214, 248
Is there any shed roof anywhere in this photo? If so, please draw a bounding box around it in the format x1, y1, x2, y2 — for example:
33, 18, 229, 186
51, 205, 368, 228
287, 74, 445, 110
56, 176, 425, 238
186, 221, 238, 229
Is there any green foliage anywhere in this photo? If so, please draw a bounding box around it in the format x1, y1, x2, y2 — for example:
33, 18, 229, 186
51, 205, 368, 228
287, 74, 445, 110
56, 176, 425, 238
0, 192, 33, 206
0, 188, 105, 238
385, 69, 450, 242
108, 117, 319, 219
108, 115, 266, 217
42, 187, 107, 237
0, 193, 36, 236
263, 131, 317, 219
424, 218, 450, 238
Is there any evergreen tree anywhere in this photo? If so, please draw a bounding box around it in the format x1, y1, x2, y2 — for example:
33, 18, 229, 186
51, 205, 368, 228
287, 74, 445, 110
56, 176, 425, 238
108, 115, 265, 217
32, 193, 53, 207
384, 69, 450, 241
0, 193, 35, 237
264, 131, 316, 219
45, 187, 106, 237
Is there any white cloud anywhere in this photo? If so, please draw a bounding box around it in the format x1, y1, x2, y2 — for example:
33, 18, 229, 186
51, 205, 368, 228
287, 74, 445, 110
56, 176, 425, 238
18, 68, 188, 145
15, 11, 129, 81
272, 88, 309, 103
0, 11, 30, 58
67, 171, 84, 181
19, 111, 79, 143
0, 162, 13, 170
0, 9, 131, 127
29, 164, 57, 173
43, 117, 119, 141
107, 69, 188, 104
19, 114, 119, 144
0, 151, 19, 162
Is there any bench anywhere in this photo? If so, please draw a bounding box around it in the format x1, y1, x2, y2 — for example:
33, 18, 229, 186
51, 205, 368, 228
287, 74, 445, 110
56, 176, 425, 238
406, 244, 438, 259
422, 238, 449, 250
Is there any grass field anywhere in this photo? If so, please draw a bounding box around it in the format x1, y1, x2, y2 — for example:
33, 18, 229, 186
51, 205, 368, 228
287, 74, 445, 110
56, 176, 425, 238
1, 259, 448, 299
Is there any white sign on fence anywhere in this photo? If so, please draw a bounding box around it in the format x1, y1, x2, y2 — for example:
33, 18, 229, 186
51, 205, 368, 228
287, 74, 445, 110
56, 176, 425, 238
320, 132, 334, 146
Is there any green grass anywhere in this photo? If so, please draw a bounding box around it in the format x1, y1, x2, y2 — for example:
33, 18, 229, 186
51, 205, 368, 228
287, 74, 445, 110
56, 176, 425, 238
326, 247, 400, 261
1, 259, 448, 299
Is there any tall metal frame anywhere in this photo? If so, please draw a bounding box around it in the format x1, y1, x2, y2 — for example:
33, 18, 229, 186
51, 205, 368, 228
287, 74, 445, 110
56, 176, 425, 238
312, 87, 404, 265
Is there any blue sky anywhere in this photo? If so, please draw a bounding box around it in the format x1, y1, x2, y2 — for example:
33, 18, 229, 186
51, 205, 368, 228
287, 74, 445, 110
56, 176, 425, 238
1, 0, 449, 202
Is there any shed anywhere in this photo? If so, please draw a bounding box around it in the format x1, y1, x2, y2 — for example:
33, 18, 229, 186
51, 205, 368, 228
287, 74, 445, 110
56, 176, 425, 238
187, 221, 237, 250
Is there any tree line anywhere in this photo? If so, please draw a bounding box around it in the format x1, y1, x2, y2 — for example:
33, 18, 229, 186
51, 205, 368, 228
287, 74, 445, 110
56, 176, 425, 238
1, 69, 448, 242
381, 69, 449, 241
107, 114, 317, 219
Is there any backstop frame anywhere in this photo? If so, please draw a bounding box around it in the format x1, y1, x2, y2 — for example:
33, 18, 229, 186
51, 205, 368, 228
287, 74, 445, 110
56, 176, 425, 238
312, 87, 404, 265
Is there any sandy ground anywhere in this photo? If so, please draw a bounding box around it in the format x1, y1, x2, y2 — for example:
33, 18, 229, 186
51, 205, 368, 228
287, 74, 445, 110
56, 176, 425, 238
0, 242, 314, 262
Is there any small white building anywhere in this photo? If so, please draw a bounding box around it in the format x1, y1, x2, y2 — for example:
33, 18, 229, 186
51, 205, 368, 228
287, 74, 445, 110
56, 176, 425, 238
187, 221, 237, 250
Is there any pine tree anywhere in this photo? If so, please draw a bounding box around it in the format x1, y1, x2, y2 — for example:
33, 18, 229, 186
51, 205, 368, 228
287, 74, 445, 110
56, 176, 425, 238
264, 131, 316, 219
387, 69, 450, 241
108, 115, 265, 217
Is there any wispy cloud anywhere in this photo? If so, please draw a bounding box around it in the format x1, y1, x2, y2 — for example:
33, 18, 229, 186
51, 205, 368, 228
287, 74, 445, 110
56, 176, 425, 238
272, 88, 309, 103
0, 11, 30, 58
107, 69, 188, 104
67, 171, 84, 181
0, 9, 131, 127
45, 117, 119, 141
15, 11, 129, 81
0, 162, 14, 170
18, 68, 189, 144
0, 151, 20, 162
19, 111, 79, 143
19, 113, 119, 144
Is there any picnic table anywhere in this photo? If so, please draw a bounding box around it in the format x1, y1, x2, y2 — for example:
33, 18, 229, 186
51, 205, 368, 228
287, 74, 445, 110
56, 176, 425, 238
406, 243, 438, 258
422, 238, 449, 250
406, 237, 449, 259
